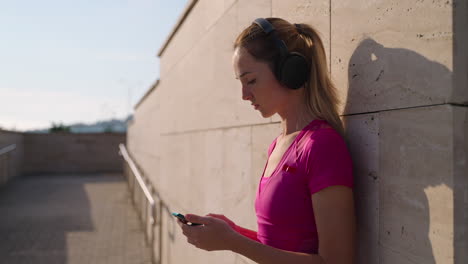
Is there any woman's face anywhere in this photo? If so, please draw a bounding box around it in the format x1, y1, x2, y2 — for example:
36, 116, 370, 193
232, 47, 289, 118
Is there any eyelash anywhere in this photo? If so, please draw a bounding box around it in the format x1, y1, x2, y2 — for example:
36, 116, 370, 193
247, 79, 256, 85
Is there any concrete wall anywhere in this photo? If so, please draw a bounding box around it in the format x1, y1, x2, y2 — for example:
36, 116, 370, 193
127, 0, 467, 263
0, 130, 24, 186
22, 133, 126, 175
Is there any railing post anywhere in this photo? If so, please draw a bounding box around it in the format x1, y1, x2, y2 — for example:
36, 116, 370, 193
145, 199, 149, 242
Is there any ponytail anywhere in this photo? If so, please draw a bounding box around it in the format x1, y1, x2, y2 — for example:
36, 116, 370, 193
296, 23, 345, 137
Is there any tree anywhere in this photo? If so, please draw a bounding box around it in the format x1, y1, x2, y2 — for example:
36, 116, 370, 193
104, 124, 114, 133
49, 122, 71, 133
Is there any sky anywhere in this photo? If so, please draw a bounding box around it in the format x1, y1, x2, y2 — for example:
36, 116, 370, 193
0, 0, 188, 131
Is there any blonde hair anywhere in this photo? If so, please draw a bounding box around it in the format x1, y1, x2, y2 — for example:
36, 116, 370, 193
234, 18, 344, 137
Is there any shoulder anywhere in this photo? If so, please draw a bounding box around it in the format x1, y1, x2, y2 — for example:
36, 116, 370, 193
303, 126, 346, 153
301, 119, 344, 146
300, 126, 354, 191
297, 125, 351, 170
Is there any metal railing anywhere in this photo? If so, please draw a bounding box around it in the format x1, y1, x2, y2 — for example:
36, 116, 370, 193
0, 144, 16, 185
118, 143, 156, 263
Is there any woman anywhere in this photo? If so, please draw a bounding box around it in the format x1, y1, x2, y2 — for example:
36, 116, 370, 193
177, 17, 356, 264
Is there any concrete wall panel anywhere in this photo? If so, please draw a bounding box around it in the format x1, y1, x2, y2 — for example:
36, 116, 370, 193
220, 127, 254, 227
236, 0, 271, 33
155, 132, 230, 264
332, 0, 453, 115
158, 133, 191, 210
127, 82, 163, 190
160, 0, 230, 78
157, 4, 270, 135
133, 83, 160, 146
272, 0, 330, 69
379, 105, 454, 264
156, 126, 255, 263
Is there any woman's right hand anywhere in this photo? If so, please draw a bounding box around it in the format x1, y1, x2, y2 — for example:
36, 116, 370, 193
206, 213, 239, 231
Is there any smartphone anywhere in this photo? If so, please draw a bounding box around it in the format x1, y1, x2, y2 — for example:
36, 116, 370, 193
172, 213, 203, 226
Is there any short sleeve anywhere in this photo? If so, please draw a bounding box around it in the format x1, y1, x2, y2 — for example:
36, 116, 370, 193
304, 129, 354, 194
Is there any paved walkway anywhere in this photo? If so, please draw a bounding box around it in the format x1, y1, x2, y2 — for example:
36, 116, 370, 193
0, 173, 152, 264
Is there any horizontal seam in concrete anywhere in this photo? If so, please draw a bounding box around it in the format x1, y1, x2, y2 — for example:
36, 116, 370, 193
451, 103, 468, 107
342, 102, 458, 116
129, 149, 160, 160
160, 122, 278, 136
160, 103, 466, 136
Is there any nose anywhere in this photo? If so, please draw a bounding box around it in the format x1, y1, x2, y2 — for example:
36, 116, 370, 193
241, 84, 252, 101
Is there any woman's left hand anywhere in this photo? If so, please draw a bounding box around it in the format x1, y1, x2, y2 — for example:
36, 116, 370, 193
177, 213, 239, 251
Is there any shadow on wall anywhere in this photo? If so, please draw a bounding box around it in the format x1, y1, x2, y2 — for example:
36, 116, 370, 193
344, 38, 454, 264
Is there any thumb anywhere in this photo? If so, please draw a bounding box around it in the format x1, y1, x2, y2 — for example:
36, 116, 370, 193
185, 214, 211, 224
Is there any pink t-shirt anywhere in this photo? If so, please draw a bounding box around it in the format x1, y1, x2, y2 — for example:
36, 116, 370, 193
254, 119, 353, 254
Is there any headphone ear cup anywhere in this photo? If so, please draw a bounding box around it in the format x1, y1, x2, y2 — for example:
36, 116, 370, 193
280, 53, 310, 90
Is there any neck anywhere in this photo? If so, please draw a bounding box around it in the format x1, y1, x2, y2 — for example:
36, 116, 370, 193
277, 98, 317, 137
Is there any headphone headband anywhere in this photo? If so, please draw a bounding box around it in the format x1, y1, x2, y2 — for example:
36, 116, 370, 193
253, 18, 288, 58
253, 18, 274, 34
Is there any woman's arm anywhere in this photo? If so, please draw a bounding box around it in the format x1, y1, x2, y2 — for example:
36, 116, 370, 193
312, 186, 356, 264
234, 225, 261, 242
230, 233, 325, 264
180, 215, 323, 263
181, 185, 355, 264
207, 213, 261, 242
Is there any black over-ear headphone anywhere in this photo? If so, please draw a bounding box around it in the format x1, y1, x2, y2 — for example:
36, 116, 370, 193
253, 18, 310, 90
